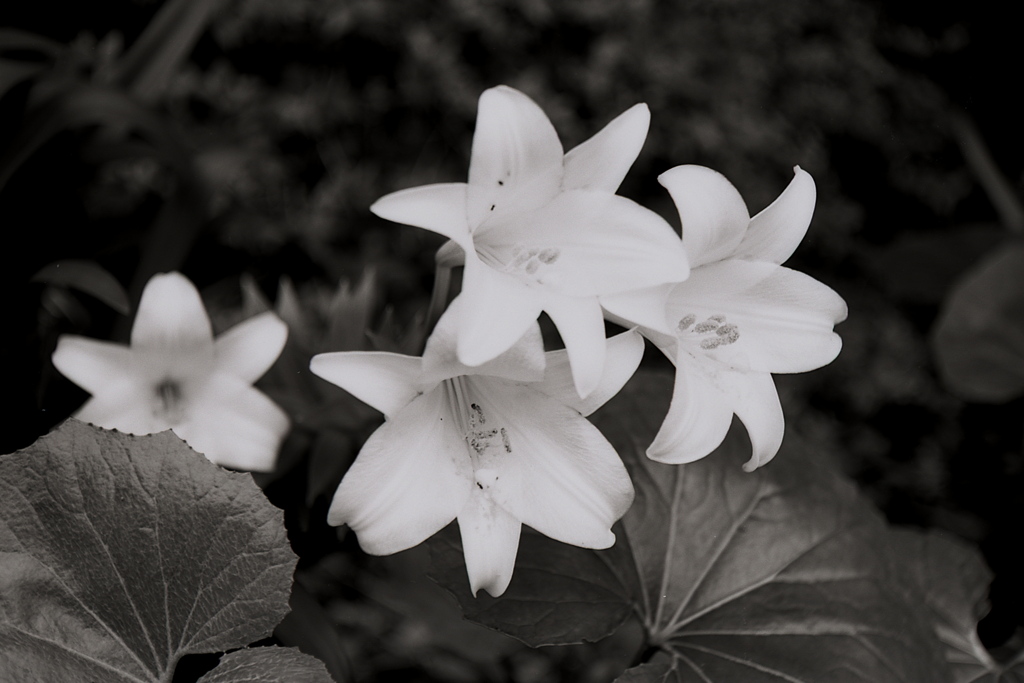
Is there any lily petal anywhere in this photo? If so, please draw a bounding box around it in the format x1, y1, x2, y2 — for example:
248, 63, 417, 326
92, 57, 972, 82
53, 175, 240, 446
130, 272, 214, 349
74, 386, 167, 435
177, 374, 289, 472
473, 381, 634, 548
456, 251, 544, 367
601, 284, 676, 334
370, 183, 473, 251
310, 351, 422, 419
646, 352, 735, 464
422, 297, 545, 386
563, 103, 650, 193
665, 260, 846, 374
457, 492, 522, 597
537, 329, 644, 416
52, 336, 134, 394
485, 190, 689, 297
544, 294, 608, 398
327, 387, 473, 554
214, 312, 288, 383
727, 371, 785, 471
467, 86, 563, 231
732, 166, 816, 265
658, 165, 750, 269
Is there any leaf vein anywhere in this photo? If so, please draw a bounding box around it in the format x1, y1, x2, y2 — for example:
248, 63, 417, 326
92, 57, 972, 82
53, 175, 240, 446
3, 478, 158, 678
662, 482, 767, 631
668, 641, 808, 682
3, 623, 151, 683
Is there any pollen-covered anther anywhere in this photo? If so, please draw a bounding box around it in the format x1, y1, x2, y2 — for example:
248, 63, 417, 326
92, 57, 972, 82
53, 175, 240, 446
467, 428, 499, 455
538, 248, 560, 264
716, 323, 739, 342
693, 319, 720, 334
699, 322, 740, 349
677, 314, 696, 332
500, 427, 512, 453
683, 314, 741, 350
506, 245, 560, 279
510, 248, 533, 268
469, 402, 486, 427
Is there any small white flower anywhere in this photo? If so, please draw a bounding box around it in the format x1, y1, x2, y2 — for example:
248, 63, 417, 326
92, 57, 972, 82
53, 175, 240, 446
617, 166, 848, 470
369, 85, 689, 398
310, 300, 642, 597
52, 272, 290, 472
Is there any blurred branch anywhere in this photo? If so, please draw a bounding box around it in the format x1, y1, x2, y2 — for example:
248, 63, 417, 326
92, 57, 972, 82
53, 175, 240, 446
951, 111, 1024, 233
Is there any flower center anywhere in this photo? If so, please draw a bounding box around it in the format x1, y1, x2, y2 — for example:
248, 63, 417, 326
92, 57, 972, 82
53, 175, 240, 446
442, 376, 513, 490
153, 378, 187, 425
476, 243, 563, 288
677, 313, 740, 350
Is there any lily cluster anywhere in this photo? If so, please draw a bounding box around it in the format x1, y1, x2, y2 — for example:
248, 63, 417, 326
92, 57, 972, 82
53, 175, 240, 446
51, 85, 846, 598
312, 86, 846, 595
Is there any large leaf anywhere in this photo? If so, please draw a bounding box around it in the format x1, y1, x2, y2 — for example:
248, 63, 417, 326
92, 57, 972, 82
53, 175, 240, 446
893, 529, 1024, 682
0, 420, 301, 682
431, 371, 950, 681
931, 241, 1024, 402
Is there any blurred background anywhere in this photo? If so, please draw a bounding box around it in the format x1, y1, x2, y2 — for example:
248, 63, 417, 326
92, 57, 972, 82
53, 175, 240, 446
1, 0, 1021, 680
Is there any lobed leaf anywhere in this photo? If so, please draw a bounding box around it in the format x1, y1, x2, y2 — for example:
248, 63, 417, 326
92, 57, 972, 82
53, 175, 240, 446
0, 420, 299, 682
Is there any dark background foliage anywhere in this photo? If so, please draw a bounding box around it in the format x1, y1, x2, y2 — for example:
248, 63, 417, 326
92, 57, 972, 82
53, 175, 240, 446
1, 0, 1021, 679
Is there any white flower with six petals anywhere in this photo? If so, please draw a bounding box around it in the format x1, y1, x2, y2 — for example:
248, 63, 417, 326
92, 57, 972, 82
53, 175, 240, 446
310, 300, 641, 597
369, 85, 689, 399
51, 272, 290, 472
618, 166, 847, 471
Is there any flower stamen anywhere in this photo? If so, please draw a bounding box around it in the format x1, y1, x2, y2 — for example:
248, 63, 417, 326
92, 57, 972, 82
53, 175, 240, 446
444, 377, 512, 459
678, 313, 741, 351
154, 378, 186, 424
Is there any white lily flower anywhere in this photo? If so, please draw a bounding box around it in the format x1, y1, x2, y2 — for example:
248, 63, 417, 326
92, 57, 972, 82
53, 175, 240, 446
309, 299, 642, 597
369, 85, 689, 399
51, 272, 290, 472
623, 166, 847, 471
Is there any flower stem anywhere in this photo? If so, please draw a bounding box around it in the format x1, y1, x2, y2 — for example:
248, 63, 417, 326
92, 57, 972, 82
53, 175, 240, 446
423, 263, 453, 347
